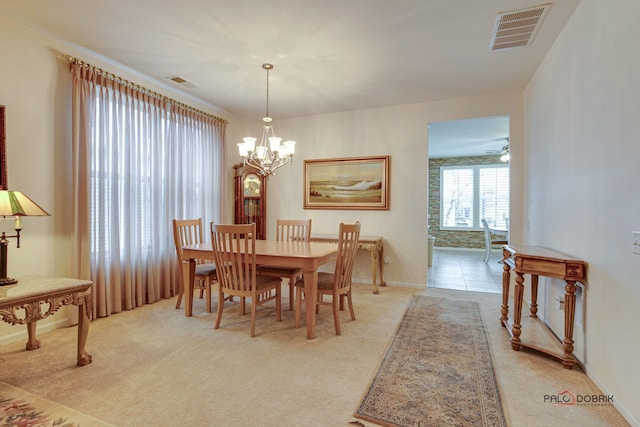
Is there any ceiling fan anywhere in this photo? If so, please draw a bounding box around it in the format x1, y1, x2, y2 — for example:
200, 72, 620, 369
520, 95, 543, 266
483, 137, 509, 155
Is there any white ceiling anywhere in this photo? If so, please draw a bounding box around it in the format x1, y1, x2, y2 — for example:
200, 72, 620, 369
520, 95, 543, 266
428, 116, 510, 158
1, 0, 581, 155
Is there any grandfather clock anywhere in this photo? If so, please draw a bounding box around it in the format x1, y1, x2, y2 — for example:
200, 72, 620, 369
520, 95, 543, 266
233, 163, 266, 239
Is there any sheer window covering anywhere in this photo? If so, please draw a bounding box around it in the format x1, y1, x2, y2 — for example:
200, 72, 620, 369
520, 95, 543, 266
71, 61, 227, 318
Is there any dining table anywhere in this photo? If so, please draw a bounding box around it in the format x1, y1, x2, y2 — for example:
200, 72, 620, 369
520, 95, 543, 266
181, 240, 339, 339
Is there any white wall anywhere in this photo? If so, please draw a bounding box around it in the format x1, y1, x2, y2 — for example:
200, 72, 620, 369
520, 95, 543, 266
523, 0, 640, 423
0, 17, 237, 343
233, 92, 524, 287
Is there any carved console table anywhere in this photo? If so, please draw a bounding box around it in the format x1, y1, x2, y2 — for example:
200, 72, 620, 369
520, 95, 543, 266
310, 234, 385, 294
500, 245, 586, 369
0, 275, 93, 366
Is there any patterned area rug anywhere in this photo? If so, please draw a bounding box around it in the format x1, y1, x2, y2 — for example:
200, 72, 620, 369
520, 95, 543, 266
0, 381, 113, 427
353, 296, 506, 427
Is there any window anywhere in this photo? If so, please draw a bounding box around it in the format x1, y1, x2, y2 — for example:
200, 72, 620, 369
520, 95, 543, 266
440, 165, 509, 230
71, 60, 227, 316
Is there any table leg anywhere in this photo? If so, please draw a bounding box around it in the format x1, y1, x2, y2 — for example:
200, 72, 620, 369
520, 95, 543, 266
26, 322, 40, 351
561, 280, 578, 369
369, 249, 379, 294
500, 260, 511, 326
302, 269, 318, 339
530, 274, 539, 318
378, 243, 385, 287
77, 301, 92, 366
510, 272, 525, 351
185, 258, 196, 317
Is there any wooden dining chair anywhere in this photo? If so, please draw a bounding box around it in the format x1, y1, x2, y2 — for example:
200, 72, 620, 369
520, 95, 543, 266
173, 218, 217, 313
257, 219, 312, 310
481, 218, 508, 263
210, 222, 282, 337
294, 221, 361, 335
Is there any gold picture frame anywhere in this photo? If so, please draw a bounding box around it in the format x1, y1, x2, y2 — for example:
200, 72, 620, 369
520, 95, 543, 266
0, 105, 6, 190
304, 155, 390, 210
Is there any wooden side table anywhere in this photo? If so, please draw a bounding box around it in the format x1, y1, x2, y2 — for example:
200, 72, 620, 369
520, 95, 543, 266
310, 235, 385, 294
500, 245, 586, 369
0, 275, 93, 366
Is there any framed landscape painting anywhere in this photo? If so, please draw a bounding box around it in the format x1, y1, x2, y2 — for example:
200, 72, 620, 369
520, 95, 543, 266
304, 155, 390, 210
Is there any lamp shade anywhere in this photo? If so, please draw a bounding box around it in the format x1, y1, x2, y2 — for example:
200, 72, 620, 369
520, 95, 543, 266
0, 191, 50, 217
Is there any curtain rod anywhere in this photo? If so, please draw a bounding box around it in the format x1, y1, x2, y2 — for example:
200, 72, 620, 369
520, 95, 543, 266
63, 54, 229, 124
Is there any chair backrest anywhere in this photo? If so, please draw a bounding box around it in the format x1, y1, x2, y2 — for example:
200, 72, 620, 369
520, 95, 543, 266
275, 218, 312, 242
333, 222, 361, 291
210, 223, 256, 295
481, 218, 492, 247
173, 218, 205, 264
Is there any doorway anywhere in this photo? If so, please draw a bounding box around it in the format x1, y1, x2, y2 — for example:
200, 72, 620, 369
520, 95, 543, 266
427, 115, 510, 292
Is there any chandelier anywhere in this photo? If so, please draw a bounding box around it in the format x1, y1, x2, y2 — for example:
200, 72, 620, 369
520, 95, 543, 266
237, 63, 296, 177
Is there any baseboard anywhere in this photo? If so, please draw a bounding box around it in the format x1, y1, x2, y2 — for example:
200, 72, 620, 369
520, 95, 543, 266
0, 318, 70, 346
352, 278, 426, 289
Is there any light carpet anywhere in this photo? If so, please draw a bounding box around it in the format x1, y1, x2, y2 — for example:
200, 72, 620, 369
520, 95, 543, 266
353, 296, 506, 427
0, 284, 631, 426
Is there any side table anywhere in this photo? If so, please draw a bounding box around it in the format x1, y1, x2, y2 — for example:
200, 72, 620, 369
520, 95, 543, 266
0, 275, 93, 366
501, 245, 586, 369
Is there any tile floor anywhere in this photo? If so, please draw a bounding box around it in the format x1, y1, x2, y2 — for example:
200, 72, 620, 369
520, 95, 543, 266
428, 247, 504, 294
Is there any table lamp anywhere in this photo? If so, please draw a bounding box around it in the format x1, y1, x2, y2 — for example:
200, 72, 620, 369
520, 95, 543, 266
0, 190, 50, 286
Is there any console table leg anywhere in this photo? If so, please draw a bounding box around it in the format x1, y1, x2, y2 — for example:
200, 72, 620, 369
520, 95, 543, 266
561, 280, 577, 369
530, 274, 539, 318
76, 302, 92, 366
25, 321, 40, 351
500, 259, 511, 326
378, 243, 385, 287
510, 272, 525, 351
369, 249, 379, 294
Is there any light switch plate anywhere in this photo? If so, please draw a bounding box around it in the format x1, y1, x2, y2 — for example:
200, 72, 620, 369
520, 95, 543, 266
633, 231, 640, 254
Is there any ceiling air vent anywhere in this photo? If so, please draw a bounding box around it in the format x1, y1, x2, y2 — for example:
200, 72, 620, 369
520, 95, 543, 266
489, 3, 551, 51
167, 75, 198, 89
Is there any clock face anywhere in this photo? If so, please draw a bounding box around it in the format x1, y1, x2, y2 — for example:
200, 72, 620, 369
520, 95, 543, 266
243, 174, 261, 197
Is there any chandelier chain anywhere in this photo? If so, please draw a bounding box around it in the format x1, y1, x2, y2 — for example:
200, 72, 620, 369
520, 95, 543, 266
265, 67, 270, 118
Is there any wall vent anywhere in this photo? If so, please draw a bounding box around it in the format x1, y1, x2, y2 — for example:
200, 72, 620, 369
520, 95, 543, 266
167, 75, 198, 88
489, 3, 551, 51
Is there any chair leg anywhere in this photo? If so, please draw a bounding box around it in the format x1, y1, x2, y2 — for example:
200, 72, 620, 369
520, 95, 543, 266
332, 296, 341, 336
175, 276, 184, 309
241, 297, 246, 315
294, 288, 302, 328
483, 246, 490, 263
250, 298, 257, 337
205, 279, 212, 313
347, 291, 356, 321
214, 288, 225, 330
276, 285, 282, 322
288, 275, 295, 311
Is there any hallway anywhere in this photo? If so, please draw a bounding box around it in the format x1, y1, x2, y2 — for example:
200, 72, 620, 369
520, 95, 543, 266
428, 247, 503, 293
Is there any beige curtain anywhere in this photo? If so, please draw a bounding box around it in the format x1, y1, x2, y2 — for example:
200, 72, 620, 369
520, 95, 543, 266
70, 60, 227, 318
